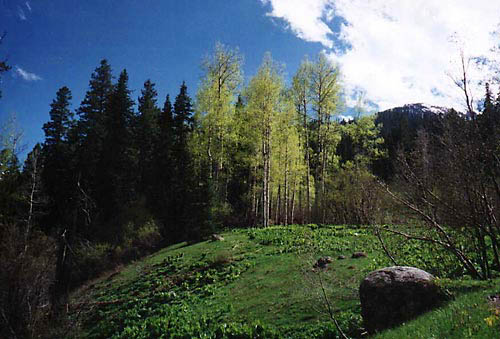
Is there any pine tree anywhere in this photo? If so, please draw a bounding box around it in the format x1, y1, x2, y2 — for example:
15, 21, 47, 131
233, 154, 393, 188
153, 95, 175, 235
172, 82, 193, 235
136, 79, 160, 199
484, 83, 494, 112
97, 69, 135, 228
75, 60, 114, 215
41, 86, 76, 313
42, 86, 74, 213
159, 94, 174, 151
77, 60, 113, 132
43, 87, 74, 149
170, 82, 208, 240
173, 81, 194, 149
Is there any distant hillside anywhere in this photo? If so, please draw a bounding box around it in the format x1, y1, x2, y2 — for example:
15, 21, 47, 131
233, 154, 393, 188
373, 103, 449, 178
375, 103, 447, 136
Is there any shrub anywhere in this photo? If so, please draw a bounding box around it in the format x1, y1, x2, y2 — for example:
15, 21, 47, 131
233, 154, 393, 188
324, 164, 390, 225
72, 242, 113, 284
0, 224, 56, 338
132, 220, 163, 252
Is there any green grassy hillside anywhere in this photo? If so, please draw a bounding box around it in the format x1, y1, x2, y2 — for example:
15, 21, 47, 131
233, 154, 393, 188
70, 225, 500, 338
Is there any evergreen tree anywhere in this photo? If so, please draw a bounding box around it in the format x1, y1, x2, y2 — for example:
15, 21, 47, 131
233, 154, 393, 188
154, 95, 175, 236
479, 85, 500, 210
159, 94, 174, 152
173, 81, 194, 148
41, 86, 74, 231
43, 87, 73, 146
484, 83, 494, 113
77, 60, 113, 134
136, 79, 161, 199
41, 86, 76, 312
42, 86, 74, 209
170, 82, 208, 239
75, 60, 114, 223
172, 82, 193, 235
97, 69, 136, 229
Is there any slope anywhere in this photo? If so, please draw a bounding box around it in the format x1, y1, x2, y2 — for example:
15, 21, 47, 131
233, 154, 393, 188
69, 224, 500, 338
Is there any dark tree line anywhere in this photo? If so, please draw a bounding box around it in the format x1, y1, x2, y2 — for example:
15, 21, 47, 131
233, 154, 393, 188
49, 61, 208, 288
0, 60, 210, 321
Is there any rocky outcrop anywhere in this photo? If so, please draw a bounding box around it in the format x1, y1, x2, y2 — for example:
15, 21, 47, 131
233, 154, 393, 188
359, 266, 448, 333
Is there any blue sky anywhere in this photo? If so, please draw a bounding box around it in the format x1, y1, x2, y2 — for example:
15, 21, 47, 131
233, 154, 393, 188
1, 0, 326, 157
1, 0, 500, 159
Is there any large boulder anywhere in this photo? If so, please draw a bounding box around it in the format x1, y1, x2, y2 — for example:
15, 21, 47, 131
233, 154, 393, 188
359, 266, 448, 333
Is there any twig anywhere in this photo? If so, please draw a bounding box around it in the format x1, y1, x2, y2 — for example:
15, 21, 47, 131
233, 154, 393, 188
374, 225, 398, 266
317, 272, 349, 339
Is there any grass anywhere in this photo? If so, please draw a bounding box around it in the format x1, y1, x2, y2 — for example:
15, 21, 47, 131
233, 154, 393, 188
376, 281, 500, 339
69, 224, 500, 338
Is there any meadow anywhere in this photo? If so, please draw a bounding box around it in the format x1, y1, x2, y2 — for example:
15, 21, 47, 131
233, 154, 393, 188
68, 224, 500, 338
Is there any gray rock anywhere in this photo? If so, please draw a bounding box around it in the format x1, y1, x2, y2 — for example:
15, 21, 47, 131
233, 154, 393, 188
337, 255, 346, 260
359, 266, 448, 333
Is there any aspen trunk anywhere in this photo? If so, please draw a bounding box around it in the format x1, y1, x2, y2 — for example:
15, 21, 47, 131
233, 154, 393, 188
262, 129, 270, 227
276, 184, 281, 224
303, 99, 311, 223
290, 176, 296, 225
284, 143, 289, 226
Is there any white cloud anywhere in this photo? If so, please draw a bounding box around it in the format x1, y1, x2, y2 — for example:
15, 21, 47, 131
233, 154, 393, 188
337, 114, 353, 122
15, 66, 42, 81
260, 0, 335, 48
25, 1, 32, 12
261, 0, 500, 112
